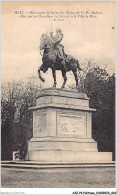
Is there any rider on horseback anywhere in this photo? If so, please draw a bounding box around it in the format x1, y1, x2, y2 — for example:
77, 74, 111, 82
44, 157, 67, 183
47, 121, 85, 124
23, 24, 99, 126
50, 28, 67, 70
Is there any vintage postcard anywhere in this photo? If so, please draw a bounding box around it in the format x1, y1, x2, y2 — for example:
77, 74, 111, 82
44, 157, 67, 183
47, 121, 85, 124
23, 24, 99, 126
1, 1, 116, 194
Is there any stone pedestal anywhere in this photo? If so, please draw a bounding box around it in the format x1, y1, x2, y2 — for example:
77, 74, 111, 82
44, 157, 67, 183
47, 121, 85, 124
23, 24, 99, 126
28, 88, 112, 162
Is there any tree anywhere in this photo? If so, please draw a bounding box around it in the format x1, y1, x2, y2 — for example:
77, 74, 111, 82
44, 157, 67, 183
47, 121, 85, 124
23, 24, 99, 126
1, 78, 40, 160
68, 59, 115, 159
83, 67, 115, 159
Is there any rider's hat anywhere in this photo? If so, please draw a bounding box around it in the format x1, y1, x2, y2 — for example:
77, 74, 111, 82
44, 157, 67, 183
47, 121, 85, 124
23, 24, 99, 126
56, 28, 62, 33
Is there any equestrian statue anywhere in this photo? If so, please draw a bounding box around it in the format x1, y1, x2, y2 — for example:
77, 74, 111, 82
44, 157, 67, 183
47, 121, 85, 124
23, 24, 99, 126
38, 28, 82, 89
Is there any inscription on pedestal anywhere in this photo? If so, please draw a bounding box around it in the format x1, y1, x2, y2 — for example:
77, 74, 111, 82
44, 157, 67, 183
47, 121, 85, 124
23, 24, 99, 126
57, 114, 84, 136
33, 112, 47, 137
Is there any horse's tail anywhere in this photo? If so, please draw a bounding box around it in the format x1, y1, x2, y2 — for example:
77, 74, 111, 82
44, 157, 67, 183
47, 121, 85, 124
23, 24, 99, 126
77, 60, 82, 71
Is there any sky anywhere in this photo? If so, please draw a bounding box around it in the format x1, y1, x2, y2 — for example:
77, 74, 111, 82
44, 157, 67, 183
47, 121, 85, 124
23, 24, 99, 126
1, 1, 115, 88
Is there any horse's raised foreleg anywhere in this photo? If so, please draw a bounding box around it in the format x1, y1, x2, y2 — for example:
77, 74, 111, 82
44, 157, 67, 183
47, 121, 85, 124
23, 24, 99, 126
52, 69, 57, 88
61, 70, 67, 89
73, 71, 78, 89
38, 65, 45, 82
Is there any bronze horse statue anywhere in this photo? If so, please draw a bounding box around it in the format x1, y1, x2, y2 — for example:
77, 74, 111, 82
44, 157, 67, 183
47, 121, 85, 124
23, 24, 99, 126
38, 34, 82, 89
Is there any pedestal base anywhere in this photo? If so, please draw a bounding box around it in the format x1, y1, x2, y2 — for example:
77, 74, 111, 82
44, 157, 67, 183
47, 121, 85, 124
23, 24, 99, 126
28, 150, 112, 163
28, 137, 98, 151
28, 137, 112, 162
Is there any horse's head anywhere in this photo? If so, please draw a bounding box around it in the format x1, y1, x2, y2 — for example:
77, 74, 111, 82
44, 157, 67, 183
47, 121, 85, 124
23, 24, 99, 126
40, 34, 53, 50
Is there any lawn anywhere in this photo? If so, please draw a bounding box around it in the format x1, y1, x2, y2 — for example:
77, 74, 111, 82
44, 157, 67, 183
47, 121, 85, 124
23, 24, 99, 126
1, 167, 115, 188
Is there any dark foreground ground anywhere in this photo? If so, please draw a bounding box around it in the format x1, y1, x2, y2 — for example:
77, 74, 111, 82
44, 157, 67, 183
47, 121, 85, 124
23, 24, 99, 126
1, 167, 115, 188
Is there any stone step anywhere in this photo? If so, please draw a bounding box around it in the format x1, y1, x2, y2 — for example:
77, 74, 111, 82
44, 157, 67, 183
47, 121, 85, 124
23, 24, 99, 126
1, 160, 115, 165
1, 161, 115, 169
1, 164, 115, 169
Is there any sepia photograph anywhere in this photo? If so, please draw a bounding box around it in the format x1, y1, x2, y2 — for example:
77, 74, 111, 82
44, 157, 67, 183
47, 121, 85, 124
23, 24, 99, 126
1, 0, 116, 193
